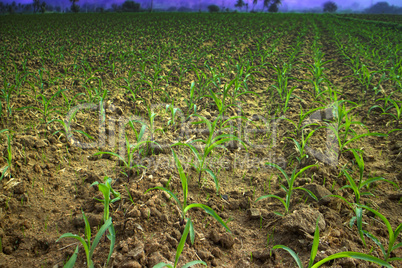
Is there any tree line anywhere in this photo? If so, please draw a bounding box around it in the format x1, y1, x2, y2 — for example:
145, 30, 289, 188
0, 0, 401, 15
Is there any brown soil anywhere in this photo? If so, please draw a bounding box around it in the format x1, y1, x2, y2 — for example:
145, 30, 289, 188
0, 13, 401, 268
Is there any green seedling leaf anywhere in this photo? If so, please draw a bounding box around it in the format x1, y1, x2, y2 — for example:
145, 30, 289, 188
183, 204, 230, 233
63, 245, 79, 268
174, 219, 191, 267
271, 245, 303, 268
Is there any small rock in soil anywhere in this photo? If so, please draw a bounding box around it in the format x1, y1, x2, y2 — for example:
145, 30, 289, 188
8, 181, 25, 195
211, 247, 222, 258
145, 241, 160, 255
252, 249, 271, 261
127, 207, 141, 218
295, 177, 311, 187
235, 259, 250, 267
122, 261, 141, 268
314, 251, 329, 263
127, 244, 145, 262
141, 208, 151, 219
35, 139, 47, 148
391, 141, 402, 151
247, 208, 261, 220
147, 252, 165, 268
160, 178, 169, 186
303, 183, 332, 205
197, 250, 212, 260
219, 233, 235, 249
33, 164, 42, 173
388, 192, 402, 201
150, 208, 162, 219
86, 213, 103, 228
336, 257, 356, 267
282, 208, 326, 235
211, 259, 221, 266
20, 135, 35, 148
209, 230, 221, 244
172, 229, 182, 241
166, 234, 178, 248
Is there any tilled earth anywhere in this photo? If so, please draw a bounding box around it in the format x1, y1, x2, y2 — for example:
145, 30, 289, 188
0, 13, 401, 268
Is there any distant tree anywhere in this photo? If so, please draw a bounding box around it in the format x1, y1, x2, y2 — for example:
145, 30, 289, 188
167, 6, 176, 11
365, 2, 402, 14
111, 3, 120, 11
33, 0, 40, 13
263, 0, 281, 12
234, 0, 245, 11
54, 5, 61, 12
207, 4, 220, 12
268, 2, 278, 12
7, 1, 16, 14
122, 0, 140, 12
70, 0, 79, 13
252, 0, 257, 11
40, 1, 46, 13
323, 1, 337, 13
23, 4, 32, 12
0, 2, 5, 14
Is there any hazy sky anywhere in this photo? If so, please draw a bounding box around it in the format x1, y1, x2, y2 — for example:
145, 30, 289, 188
2, 0, 402, 10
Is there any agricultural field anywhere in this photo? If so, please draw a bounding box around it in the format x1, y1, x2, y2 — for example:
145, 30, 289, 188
337, 13, 402, 24
0, 12, 401, 268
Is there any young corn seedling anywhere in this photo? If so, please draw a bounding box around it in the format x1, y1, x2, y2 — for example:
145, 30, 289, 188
48, 118, 94, 146
90, 176, 121, 224
166, 99, 184, 129
19, 87, 67, 124
203, 85, 237, 126
304, 52, 333, 98
57, 211, 115, 268
61, 90, 85, 114
353, 64, 379, 99
145, 149, 230, 245
144, 104, 164, 155
153, 220, 207, 268
256, 163, 318, 216
268, 62, 296, 114
325, 101, 386, 158
192, 68, 211, 100
369, 96, 401, 128
356, 204, 402, 264
81, 77, 106, 104
0, 129, 11, 181
184, 82, 198, 117
283, 105, 324, 136
0, 80, 15, 120
271, 217, 392, 268
172, 113, 247, 194
94, 132, 158, 180
340, 149, 398, 205
285, 128, 317, 166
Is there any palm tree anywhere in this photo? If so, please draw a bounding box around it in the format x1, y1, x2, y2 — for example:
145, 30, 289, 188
235, 0, 245, 11
70, 0, 79, 13
252, 0, 257, 11
33, 0, 40, 13
263, 0, 281, 12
